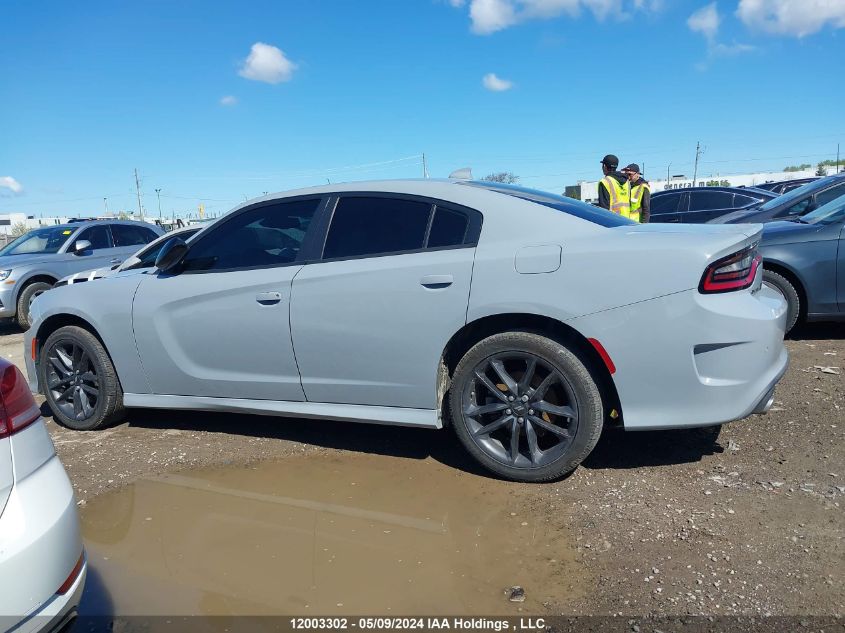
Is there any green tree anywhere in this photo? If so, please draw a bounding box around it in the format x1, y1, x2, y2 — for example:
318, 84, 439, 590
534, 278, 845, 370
10, 222, 28, 237
816, 162, 828, 177
482, 172, 519, 184
118, 210, 130, 220
783, 163, 811, 172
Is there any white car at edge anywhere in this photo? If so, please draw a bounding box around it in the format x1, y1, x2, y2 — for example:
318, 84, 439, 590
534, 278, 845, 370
0, 357, 85, 632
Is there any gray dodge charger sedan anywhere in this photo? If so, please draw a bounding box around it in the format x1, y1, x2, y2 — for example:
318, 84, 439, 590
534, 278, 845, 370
24, 181, 789, 482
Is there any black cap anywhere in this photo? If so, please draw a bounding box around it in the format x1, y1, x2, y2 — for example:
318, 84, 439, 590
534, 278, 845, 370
622, 163, 641, 174
600, 154, 619, 169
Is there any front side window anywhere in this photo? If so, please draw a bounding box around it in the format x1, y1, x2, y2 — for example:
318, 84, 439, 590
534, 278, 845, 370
0, 226, 75, 255
774, 198, 811, 219
113, 224, 159, 247
814, 183, 845, 207
650, 194, 679, 215
323, 197, 432, 259
76, 225, 113, 250
181, 199, 319, 272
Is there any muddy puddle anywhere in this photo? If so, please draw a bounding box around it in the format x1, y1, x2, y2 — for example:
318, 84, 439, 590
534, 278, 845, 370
80, 452, 582, 615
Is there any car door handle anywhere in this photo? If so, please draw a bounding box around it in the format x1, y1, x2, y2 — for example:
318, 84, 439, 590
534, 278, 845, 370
420, 274, 453, 289
256, 291, 283, 305
110, 258, 122, 264
666, 218, 680, 223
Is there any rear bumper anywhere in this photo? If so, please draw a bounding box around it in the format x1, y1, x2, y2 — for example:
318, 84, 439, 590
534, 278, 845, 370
0, 451, 85, 630
572, 281, 789, 430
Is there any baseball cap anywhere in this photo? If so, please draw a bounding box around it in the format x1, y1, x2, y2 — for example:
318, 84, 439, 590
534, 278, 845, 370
622, 163, 641, 174
600, 154, 619, 169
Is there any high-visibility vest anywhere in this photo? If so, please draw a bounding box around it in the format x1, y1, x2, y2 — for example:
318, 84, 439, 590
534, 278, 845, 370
600, 176, 631, 218
630, 179, 651, 223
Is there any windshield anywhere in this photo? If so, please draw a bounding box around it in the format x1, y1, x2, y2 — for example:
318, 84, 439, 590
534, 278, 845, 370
124, 228, 201, 270
799, 194, 845, 226
460, 181, 635, 227
0, 226, 75, 256
757, 177, 839, 212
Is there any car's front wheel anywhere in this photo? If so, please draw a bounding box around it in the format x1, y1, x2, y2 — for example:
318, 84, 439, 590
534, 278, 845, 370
16, 281, 52, 330
39, 325, 126, 430
449, 332, 603, 482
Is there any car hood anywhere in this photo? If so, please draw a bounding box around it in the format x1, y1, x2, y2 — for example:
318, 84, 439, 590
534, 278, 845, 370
0, 252, 59, 268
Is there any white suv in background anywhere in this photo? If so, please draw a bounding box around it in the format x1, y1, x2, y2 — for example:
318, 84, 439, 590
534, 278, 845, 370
0, 357, 85, 632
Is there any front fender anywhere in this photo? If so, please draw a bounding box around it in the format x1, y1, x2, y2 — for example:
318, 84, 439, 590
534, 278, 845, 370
28, 276, 150, 394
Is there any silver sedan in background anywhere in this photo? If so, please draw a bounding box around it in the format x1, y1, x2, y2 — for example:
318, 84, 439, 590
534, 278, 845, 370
25, 180, 788, 482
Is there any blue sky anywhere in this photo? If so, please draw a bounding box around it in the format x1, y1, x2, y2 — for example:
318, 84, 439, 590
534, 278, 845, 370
1, 0, 843, 218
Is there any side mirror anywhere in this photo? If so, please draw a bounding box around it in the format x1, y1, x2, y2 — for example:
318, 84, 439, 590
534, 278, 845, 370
72, 240, 92, 255
154, 238, 189, 272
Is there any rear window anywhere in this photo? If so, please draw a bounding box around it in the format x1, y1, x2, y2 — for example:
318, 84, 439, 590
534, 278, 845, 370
460, 182, 634, 227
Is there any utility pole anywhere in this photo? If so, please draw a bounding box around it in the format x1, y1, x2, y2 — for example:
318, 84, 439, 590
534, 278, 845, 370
837, 143, 841, 173
155, 188, 162, 219
667, 163, 671, 185
692, 141, 703, 186
134, 168, 144, 221
422, 153, 429, 179
103, 197, 109, 214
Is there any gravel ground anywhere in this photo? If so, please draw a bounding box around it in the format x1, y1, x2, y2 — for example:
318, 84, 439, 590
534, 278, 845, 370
0, 319, 842, 616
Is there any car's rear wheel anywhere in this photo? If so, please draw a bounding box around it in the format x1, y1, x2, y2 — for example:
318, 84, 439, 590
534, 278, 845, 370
39, 325, 125, 431
449, 332, 603, 482
16, 281, 53, 330
762, 270, 800, 334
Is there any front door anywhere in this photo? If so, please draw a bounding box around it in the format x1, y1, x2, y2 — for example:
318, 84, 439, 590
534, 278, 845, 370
132, 198, 322, 401
290, 195, 480, 409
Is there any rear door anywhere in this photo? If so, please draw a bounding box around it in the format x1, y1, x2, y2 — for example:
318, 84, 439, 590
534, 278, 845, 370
290, 195, 480, 409
133, 198, 323, 401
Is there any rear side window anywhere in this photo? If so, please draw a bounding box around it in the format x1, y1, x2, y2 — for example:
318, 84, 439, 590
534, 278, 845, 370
427, 206, 469, 248
76, 225, 113, 250
323, 197, 432, 259
182, 198, 319, 272
112, 224, 159, 247
688, 191, 734, 211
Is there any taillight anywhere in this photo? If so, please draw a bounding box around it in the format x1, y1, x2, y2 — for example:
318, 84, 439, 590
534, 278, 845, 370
0, 362, 41, 439
57, 551, 85, 595
699, 246, 761, 294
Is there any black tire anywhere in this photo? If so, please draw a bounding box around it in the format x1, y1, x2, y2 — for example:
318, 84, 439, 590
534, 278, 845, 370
39, 325, 125, 431
449, 332, 603, 482
762, 270, 800, 334
16, 281, 53, 330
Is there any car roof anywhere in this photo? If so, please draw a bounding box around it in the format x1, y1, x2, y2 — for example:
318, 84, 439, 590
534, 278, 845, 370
42, 219, 159, 231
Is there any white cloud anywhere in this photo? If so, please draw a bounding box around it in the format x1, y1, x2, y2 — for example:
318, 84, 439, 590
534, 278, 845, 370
482, 72, 514, 91
687, 2, 720, 41
465, 0, 658, 33
737, 0, 845, 37
0, 176, 22, 195
238, 42, 297, 84
470, 0, 518, 34
219, 95, 238, 106
448, 0, 466, 6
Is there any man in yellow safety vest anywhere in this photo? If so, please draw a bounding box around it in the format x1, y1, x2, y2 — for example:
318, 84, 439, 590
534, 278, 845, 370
622, 163, 651, 223
597, 154, 631, 218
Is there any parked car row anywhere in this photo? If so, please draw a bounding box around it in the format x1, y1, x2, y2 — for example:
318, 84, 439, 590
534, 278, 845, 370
0, 221, 164, 329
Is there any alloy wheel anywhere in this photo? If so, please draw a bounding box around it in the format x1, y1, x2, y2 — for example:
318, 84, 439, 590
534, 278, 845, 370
461, 352, 579, 469
45, 340, 100, 421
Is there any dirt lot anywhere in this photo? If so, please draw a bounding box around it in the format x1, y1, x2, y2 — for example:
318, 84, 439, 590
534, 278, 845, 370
0, 320, 842, 616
